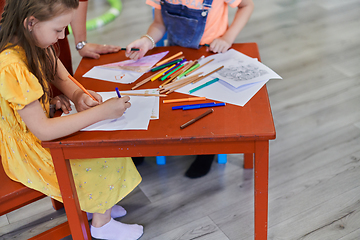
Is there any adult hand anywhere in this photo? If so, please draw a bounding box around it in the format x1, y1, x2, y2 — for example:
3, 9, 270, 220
78, 43, 121, 59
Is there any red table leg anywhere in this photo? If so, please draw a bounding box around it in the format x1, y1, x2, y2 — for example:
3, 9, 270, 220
50, 148, 91, 240
254, 141, 269, 240
244, 153, 254, 169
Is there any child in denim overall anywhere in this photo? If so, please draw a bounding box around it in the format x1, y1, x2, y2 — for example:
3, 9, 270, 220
127, 0, 254, 178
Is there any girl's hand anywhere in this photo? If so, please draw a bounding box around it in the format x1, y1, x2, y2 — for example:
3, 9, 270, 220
101, 96, 131, 119
78, 43, 121, 59
208, 38, 232, 53
50, 95, 72, 114
73, 89, 102, 112
125, 37, 152, 60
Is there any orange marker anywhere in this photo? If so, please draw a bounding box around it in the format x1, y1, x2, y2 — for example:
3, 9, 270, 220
163, 97, 207, 103
68, 75, 97, 101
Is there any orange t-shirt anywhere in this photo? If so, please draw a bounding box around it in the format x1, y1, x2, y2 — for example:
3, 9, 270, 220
147, 0, 242, 45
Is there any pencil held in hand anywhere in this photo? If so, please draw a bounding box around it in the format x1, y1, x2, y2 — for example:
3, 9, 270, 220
68, 75, 98, 101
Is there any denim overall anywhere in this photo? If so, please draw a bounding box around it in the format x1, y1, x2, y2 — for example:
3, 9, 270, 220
160, 0, 213, 49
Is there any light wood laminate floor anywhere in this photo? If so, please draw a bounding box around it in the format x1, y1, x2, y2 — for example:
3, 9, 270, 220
1, 0, 360, 239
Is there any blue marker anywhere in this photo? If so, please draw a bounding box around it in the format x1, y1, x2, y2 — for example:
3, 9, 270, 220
172, 102, 217, 110
115, 87, 121, 98
183, 102, 225, 110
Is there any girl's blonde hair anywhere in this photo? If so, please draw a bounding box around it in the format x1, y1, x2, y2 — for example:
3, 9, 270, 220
0, 0, 79, 104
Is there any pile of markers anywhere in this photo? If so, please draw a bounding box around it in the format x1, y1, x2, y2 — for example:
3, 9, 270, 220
131, 51, 223, 95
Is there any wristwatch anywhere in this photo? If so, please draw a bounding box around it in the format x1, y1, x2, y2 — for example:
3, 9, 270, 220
76, 41, 87, 50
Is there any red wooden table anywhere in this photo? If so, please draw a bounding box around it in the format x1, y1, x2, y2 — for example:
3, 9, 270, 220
42, 43, 275, 240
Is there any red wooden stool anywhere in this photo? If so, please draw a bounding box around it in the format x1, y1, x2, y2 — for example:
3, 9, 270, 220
0, 156, 72, 239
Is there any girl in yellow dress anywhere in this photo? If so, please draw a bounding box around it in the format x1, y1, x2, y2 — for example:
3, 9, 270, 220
0, 1, 143, 239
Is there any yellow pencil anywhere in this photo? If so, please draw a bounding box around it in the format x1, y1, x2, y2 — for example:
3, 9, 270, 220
151, 65, 175, 81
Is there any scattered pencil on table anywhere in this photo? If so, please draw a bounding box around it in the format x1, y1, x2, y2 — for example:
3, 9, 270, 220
180, 108, 214, 129
68, 74, 98, 101
120, 92, 167, 97
155, 51, 183, 66
163, 97, 206, 104
151, 58, 183, 72
120, 48, 140, 51
151, 65, 175, 81
115, 87, 122, 98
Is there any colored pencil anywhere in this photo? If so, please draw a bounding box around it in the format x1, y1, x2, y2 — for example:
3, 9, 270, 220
120, 92, 167, 97
160, 61, 194, 87
161, 64, 185, 81
131, 71, 161, 90
155, 51, 183, 66
180, 108, 214, 129
159, 73, 203, 94
176, 61, 198, 79
184, 58, 215, 77
163, 97, 206, 103
68, 75, 97, 101
192, 65, 224, 84
150, 58, 183, 72
151, 65, 175, 81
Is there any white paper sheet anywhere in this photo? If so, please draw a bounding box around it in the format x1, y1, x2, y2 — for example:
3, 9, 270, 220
191, 49, 282, 88
175, 76, 269, 107
82, 51, 169, 84
174, 48, 281, 106
61, 90, 159, 131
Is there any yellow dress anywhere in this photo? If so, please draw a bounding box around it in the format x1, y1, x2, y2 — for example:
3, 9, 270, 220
0, 46, 141, 213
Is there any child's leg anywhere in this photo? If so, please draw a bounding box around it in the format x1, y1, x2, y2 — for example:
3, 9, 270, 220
87, 204, 127, 220
91, 208, 143, 240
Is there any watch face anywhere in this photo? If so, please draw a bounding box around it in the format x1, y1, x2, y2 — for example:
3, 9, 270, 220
76, 41, 86, 50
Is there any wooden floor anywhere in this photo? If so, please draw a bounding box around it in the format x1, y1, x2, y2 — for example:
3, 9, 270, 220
1, 0, 360, 239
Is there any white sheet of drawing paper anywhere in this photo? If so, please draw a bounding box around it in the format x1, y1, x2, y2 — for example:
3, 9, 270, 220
61, 90, 157, 130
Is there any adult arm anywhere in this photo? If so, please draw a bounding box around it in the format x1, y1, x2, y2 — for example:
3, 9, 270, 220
71, 0, 121, 59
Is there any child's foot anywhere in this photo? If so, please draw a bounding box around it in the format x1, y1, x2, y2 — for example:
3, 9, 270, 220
87, 205, 127, 221
132, 157, 145, 166
91, 218, 143, 240
185, 154, 215, 179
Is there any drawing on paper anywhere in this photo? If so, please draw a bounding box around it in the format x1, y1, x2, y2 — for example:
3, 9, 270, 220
99, 52, 170, 73
217, 60, 269, 81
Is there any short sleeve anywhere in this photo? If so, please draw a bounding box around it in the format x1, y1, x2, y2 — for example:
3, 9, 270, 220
146, 0, 160, 9
226, 0, 242, 8
0, 63, 44, 111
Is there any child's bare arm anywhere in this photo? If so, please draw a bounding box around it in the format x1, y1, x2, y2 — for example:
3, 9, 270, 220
52, 58, 102, 112
210, 0, 254, 53
18, 96, 131, 141
126, 9, 166, 60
